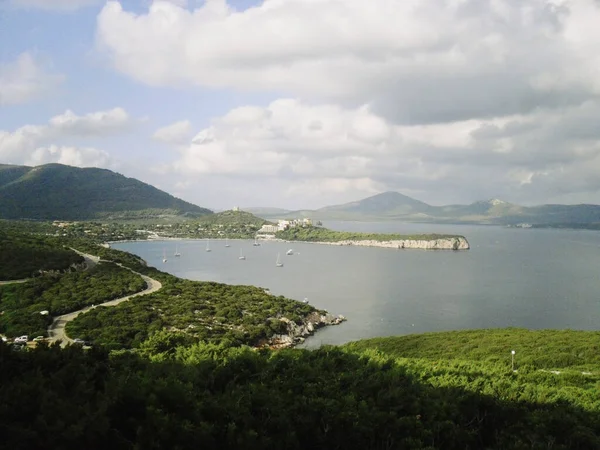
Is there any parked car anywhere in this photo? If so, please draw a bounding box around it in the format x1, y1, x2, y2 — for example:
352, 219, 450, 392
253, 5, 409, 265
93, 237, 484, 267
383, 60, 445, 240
73, 338, 85, 345
14, 336, 28, 344
32, 336, 45, 342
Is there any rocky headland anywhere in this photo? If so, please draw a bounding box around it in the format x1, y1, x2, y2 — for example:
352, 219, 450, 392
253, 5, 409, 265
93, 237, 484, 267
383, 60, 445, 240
267, 312, 346, 349
307, 236, 470, 250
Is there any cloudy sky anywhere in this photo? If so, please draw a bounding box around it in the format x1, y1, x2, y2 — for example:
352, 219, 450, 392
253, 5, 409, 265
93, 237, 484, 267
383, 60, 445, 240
2, 0, 600, 210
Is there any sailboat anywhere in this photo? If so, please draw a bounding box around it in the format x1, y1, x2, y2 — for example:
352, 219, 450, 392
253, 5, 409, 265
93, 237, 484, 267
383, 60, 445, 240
225, 237, 230, 248
253, 236, 261, 247
239, 248, 246, 260
276, 253, 284, 267
162, 249, 167, 263
205, 238, 211, 252
174, 244, 181, 257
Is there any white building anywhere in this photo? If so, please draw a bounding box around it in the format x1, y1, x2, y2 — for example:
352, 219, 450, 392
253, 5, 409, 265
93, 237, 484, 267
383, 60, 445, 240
258, 224, 279, 233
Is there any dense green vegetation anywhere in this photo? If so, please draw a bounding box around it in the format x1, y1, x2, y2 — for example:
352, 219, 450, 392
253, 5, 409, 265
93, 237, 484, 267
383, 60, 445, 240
346, 328, 600, 371
2, 329, 600, 449
0, 163, 211, 220
276, 225, 464, 242
0, 230, 83, 280
0, 224, 599, 448
66, 277, 318, 349
0, 263, 146, 337
0, 237, 319, 348
0, 210, 270, 244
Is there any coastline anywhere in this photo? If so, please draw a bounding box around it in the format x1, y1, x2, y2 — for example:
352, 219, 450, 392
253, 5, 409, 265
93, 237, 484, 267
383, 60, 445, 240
97, 239, 346, 349
105, 235, 470, 250
305, 236, 470, 250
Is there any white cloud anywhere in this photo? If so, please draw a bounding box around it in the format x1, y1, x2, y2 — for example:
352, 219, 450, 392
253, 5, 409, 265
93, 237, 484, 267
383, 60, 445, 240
158, 97, 600, 206
0, 107, 133, 169
152, 120, 192, 144
170, 99, 398, 180
0, 53, 63, 105
48, 108, 133, 135
96, 0, 600, 124
9, 0, 100, 11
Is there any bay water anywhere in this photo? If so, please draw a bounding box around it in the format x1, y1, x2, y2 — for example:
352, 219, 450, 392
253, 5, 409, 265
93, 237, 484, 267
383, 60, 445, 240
112, 222, 600, 348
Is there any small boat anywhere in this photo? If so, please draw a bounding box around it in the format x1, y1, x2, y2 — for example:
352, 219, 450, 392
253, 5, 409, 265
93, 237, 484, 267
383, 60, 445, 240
162, 249, 167, 263
174, 244, 181, 257
303, 298, 309, 304
239, 248, 246, 260
276, 253, 284, 267
253, 237, 261, 247
206, 239, 211, 252
286, 249, 293, 255
225, 238, 230, 248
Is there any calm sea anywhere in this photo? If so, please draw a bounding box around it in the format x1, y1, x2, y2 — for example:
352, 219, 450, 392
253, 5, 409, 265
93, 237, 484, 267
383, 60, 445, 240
112, 222, 600, 348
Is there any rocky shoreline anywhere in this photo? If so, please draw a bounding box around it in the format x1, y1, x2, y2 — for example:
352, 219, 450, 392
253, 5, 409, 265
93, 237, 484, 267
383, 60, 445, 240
267, 312, 346, 349
304, 236, 470, 250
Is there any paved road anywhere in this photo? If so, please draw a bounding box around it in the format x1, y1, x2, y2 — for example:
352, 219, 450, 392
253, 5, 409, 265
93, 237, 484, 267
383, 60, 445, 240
47, 256, 162, 347
0, 279, 29, 286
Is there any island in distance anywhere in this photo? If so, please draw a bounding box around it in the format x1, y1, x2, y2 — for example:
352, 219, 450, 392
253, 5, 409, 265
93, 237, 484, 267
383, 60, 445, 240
245, 191, 600, 229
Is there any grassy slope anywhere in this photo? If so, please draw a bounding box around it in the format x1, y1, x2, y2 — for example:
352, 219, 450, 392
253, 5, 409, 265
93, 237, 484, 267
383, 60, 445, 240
345, 329, 600, 415
345, 328, 600, 369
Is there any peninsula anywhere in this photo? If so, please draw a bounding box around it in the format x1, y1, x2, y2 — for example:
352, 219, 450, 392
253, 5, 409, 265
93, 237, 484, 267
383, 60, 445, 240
275, 226, 470, 250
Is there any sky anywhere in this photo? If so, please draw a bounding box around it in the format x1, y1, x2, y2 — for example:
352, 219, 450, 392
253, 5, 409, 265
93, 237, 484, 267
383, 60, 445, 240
2, 0, 600, 210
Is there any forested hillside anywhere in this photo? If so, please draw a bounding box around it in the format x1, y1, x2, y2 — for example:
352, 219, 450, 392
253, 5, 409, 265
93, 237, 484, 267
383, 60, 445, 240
0, 163, 211, 220
0, 263, 147, 337
0, 230, 83, 280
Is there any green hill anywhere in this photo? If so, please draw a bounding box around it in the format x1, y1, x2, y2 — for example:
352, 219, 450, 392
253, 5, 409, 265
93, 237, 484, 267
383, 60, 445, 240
197, 209, 270, 227
0, 163, 212, 220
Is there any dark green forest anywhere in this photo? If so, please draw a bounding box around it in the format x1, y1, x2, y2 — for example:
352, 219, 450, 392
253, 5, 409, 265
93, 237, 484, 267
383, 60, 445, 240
1, 330, 599, 450
0, 230, 83, 280
276, 225, 465, 242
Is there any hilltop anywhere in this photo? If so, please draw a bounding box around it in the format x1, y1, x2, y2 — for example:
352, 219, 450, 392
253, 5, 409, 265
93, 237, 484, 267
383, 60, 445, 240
0, 163, 212, 221
196, 209, 270, 228
250, 191, 600, 227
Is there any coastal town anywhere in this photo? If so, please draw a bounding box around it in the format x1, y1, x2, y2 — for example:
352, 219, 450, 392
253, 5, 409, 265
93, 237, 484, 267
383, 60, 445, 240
45, 210, 321, 242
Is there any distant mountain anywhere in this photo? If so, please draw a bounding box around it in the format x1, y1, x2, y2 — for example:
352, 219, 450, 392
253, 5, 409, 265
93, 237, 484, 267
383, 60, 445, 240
0, 163, 212, 220
317, 191, 434, 218
250, 191, 600, 227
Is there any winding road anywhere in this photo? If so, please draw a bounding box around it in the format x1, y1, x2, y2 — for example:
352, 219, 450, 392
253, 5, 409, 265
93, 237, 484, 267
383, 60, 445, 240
47, 254, 162, 347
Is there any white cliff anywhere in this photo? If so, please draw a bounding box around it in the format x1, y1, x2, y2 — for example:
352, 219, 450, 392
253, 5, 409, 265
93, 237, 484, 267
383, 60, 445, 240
312, 236, 470, 250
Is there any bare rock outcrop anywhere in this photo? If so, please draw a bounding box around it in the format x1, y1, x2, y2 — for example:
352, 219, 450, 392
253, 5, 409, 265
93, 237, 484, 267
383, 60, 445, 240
268, 312, 346, 349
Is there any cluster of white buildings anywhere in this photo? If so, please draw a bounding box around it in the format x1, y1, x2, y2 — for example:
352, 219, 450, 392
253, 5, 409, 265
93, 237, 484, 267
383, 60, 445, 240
258, 218, 313, 234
